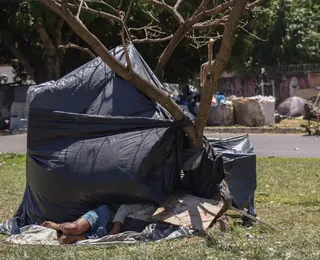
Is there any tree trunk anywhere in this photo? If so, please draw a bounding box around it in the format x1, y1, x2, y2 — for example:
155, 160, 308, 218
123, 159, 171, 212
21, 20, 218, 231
46, 54, 61, 81
195, 0, 249, 138
33, 54, 62, 84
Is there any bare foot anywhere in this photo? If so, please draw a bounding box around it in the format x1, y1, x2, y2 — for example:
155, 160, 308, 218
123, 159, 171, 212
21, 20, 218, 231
42, 221, 61, 231
108, 228, 120, 235
109, 222, 121, 235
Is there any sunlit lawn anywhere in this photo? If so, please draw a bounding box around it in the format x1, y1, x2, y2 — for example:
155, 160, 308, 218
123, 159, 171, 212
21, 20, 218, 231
0, 153, 319, 259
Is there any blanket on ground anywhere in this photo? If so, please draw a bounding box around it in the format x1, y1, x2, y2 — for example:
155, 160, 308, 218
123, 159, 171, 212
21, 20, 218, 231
0, 222, 193, 245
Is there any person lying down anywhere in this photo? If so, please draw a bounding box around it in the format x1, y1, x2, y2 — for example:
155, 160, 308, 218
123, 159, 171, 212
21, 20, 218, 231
42, 204, 156, 244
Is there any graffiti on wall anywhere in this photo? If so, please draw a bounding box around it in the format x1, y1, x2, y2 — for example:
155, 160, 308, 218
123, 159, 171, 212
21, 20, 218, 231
218, 72, 320, 102
279, 76, 307, 101
218, 76, 263, 98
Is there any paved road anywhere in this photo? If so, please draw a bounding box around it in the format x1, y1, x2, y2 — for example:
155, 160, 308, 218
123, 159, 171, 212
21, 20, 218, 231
207, 133, 320, 158
0, 133, 319, 158
0, 134, 27, 154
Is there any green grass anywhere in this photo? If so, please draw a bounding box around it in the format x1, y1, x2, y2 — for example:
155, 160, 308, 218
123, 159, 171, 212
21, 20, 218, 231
276, 118, 305, 128
0, 154, 319, 260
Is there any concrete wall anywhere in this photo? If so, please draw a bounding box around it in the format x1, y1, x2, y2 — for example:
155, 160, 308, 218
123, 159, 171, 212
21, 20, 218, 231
217, 72, 320, 104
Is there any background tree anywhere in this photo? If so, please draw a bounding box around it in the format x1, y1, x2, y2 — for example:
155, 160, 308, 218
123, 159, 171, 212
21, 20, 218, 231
0, 0, 209, 84
0, 0, 119, 83
228, 0, 320, 73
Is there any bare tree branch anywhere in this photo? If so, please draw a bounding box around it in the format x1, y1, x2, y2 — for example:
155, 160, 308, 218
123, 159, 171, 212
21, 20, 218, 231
191, 16, 227, 30
57, 0, 121, 22
247, 0, 265, 10
200, 0, 234, 19
124, 0, 134, 24
118, 0, 124, 11
50, 0, 262, 81
59, 42, 96, 58
129, 21, 170, 43
174, 0, 183, 10
76, 0, 84, 18
85, 0, 118, 14
132, 35, 173, 43
140, 0, 184, 24
154, 0, 264, 79
187, 33, 223, 49
142, 9, 160, 23
238, 21, 267, 41
192, 0, 211, 17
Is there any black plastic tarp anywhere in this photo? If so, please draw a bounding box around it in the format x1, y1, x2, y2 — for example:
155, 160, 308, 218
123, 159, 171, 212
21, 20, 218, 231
181, 139, 225, 200
209, 135, 257, 215
1, 44, 256, 236
15, 44, 185, 226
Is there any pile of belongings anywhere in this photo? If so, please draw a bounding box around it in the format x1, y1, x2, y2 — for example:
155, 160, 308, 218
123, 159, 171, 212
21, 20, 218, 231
304, 100, 319, 120
0, 44, 257, 245
277, 96, 306, 118
231, 95, 275, 127
298, 88, 320, 121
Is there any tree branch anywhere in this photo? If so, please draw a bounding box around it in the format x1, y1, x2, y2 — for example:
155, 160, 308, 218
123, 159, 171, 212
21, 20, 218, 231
187, 33, 223, 49
140, 0, 184, 24
57, 0, 122, 22
248, 0, 265, 9
124, 0, 134, 24
41, 0, 199, 147
85, 0, 118, 14
154, 0, 263, 80
59, 42, 96, 58
76, 0, 85, 18
132, 35, 173, 43
191, 16, 228, 30
200, 0, 234, 19
192, 0, 211, 17
174, 0, 183, 10
195, 0, 249, 138
129, 21, 170, 43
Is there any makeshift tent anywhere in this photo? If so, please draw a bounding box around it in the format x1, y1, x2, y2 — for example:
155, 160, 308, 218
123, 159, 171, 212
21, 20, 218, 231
0, 44, 224, 234
0, 44, 257, 236
277, 96, 306, 117
13, 44, 185, 226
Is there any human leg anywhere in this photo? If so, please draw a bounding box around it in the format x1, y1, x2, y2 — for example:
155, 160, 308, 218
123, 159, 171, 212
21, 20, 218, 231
42, 217, 91, 236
